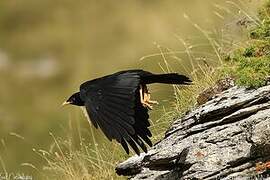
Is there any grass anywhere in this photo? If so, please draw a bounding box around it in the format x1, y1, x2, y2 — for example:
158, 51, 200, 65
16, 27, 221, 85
223, 0, 270, 88
0, 1, 234, 174
0, 1, 264, 180
37, 10, 223, 180
36, 135, 125, 180
31, 117, 128, 180
35, 1, 270, 179
35, 27, 222, 180
35, 68, 220, 180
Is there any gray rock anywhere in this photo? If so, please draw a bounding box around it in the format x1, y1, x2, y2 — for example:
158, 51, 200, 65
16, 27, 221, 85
116, 85, 270, 179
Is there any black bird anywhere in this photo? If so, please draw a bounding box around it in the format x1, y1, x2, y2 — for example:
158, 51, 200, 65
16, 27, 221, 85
63, 69, 191, 155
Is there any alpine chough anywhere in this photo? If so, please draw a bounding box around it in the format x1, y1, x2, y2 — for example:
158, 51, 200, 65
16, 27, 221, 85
63, 69, 191, 155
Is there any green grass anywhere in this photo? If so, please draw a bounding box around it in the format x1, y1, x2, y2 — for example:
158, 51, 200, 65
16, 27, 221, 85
223, 0, 270, 88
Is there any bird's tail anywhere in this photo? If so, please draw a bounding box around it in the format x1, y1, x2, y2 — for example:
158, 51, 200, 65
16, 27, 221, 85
143, 73, 192, 85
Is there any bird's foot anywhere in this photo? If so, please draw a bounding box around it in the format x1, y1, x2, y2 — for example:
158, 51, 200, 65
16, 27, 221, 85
141, 101, 154, 110
141, 93, 159, 110
147, 100, 159, 105
142, 99, 159, 110
140, 84, 159, 110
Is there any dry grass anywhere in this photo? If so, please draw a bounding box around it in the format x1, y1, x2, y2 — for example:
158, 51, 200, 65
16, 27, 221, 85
14, 1, 264, 180
33, 122, 127, 180
38, 20, 225, 180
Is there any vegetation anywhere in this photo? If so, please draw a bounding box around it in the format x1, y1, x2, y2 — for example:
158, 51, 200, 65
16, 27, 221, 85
1, 1, 224, 178
224, 0, 270, 88
0, 1, 269, 180
39, 1, 270, 179
36, 133, 127, 180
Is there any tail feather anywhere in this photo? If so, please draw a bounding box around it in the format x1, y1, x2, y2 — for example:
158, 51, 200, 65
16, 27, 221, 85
142, 73, 192, 85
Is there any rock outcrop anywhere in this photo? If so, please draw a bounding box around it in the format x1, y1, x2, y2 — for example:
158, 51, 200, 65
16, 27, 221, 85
116, 84, 270, 179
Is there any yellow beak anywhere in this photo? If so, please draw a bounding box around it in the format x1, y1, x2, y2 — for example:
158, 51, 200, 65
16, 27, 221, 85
62, 101, 71, 107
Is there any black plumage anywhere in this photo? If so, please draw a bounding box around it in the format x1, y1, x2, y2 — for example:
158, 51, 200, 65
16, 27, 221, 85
63, 69, 191, 155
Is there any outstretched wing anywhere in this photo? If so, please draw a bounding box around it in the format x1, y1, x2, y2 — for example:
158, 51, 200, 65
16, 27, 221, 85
79, 71, 152, 155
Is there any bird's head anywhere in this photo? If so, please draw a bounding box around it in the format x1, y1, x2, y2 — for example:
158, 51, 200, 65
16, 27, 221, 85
62, 92, 84, 106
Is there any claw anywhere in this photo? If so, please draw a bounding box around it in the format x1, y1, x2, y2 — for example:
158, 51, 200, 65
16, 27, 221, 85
140, 84, 158, 110
142, 101, 153, 110
148, 100, 159, 104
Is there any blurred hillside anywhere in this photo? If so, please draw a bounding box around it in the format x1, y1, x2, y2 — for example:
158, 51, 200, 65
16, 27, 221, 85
0, 0, 261, 178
